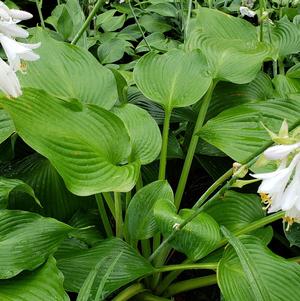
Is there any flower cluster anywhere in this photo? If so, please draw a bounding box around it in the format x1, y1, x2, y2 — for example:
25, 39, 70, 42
0, 2, 40, 98
252, 134, 300, 230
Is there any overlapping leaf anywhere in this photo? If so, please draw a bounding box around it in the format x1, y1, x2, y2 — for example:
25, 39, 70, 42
154, 200, 221, 260
125, 180, 173, 240
1, 89, 140, 195
0, 210, 72, 279
57, 238, 154, 300
0, 110, 14, 144
112, 103, 162, 164
0, 257, 69, 301
19, 28, 117, 109
218, 235, 300, 301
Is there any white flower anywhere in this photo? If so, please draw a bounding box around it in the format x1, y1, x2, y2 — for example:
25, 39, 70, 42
9, 9, 33, 22
240, 6, 256, 17
0, 20, 29, 38
0, 34, 40, 71
251, 153, 300, 211
264, 142, 300, 160
0, 57, 21, 97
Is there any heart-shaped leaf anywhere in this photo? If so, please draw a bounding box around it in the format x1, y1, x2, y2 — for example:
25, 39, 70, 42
133, 49, 212, 110
1, 89, 140, 195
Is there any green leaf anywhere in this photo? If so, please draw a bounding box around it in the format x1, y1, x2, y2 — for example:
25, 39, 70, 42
97, 38, 127, 64
0, 256, 69, 301
57, 238, 154, 299
57, 5, 73, 40
1, 154, 94, 220
146, 3, 178, 17
218, 235, 300, 301
0, 176, 40, 209
202, 191, 265, 232
125, 180, 173, 240
112, 103, 162, 164
133, 49, 212, 110
0, 210, 72, 279
221, 228, 271, 301
284, 223, 300, 247
139, 14, 172, 33
1, 89, 140, 195
19, 28, 117, 109
199, 98, 300, 163
0, 109, 14, 144
154, 200, 221, 260
187, 8, 273, 84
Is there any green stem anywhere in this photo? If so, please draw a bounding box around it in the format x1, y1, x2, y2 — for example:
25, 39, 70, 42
135, 292, 170, 301
184, 0, 193, 42
95, 194, 113, 237
102, 192, 116, 219
289, 256, 300, 263
125, 191, 132, 209
159, 109, 172, 180
128, 0, 152, 51
136, 172, 144, 191
157, 212, 285, 294
141, 239, 151, 258
259, 0, 266, 42
114, 192, 123, 238
192, 168, 233, 209
71, 0, 105, 45
35, 0, 45, 29
174, 80, 216, 209
112, 283, 146, 301
165, 275, 217, 297
156, 262, 217, 273
279, 59, 285, 75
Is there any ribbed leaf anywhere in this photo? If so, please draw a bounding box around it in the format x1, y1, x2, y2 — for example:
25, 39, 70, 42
19, 28, 117, 109
187, 8, 273, 84
0, 210, 72, 279
154, 200, 221, 260
0, 256, 69, 301
57, 238, 154, 300
202, 191, 265, 232
125, 180, 174, 240
199, 98, 300, 162
285, 223, 300, 247
1, 154, 94, 220
112, 103, 162, 165
0, 176, 40, 209
218, 235, 300, 301
133, 49, 212, 110
1, 89, 140, 196
0, 109, 14, 144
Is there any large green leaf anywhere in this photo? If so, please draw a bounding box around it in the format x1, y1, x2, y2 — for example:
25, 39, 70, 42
218, 235, 300, 301
0, 176, 40, 209
112, 103, 162, 164
1, 89, 140, 195
202, 191, 265, 232
187, 8, 273, 84
1, 154, 94, 220
154, 200, 221, 261
133, 49, 212, 110
0, 256, 69, 301
57, 238, 154, 300
0, 210, 72, 279
19, 28, 117, 109
0, 109, 14, 144
125, 180, 173, 240
199, 98, 300, 163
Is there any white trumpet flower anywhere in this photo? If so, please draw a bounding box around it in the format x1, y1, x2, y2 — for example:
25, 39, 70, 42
264, 142, 300, 160
0, 34, 40, 71
0, 57, 21, 97
240, 6, 256, 17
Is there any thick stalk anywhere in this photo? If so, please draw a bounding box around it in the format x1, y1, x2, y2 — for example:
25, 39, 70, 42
259, 0, 266, 42
174, 81, 216, 209
184, 0, 193, 41
35, 0, 45, 29
114, 192, 123, 238
71, 0, 105, 45
112, 283, 146, 301
135, 293, 170, 301
158, 109, 172, 180
141, 239, 151, 258
95, 194, 113, 237
156, 262, 217, 273
102, 192, 116, 219
165, 274, 217, 297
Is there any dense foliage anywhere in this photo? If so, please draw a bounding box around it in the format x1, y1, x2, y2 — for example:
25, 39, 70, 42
1, 0, 300, 300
